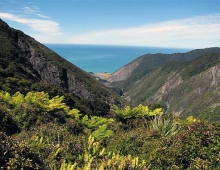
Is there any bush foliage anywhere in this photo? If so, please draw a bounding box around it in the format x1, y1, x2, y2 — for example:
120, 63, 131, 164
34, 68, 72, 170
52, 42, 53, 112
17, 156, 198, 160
0, 90, 219, 169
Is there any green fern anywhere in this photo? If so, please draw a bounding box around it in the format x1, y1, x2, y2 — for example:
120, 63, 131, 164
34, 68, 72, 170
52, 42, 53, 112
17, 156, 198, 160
0, 91, 80, 116
81, 115, 114, 130
91, 124, 113, 140
0, 91, 11, 103
10, 92, 24, 106
113, 104, 163, 120
60, 160, 77, 170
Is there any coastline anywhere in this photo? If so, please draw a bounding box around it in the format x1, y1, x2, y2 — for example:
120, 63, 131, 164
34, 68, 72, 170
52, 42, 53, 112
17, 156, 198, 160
47, 44, 190, 74
92, 72, 112, 80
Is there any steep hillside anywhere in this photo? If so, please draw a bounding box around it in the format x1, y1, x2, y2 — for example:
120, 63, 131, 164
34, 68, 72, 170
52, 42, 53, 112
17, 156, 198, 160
124, 53, 220, 121
108, 47, 220, 92
0, 19, 125, 115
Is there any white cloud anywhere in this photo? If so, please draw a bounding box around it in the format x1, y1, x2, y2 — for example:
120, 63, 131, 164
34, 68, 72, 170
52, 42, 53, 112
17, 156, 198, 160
22, 5, 50, 19
0, 12, 63, 38
1, 7, 220, 48
36, 13, 50, 19
0, 3, 59, 43
22, 6, 38, 13
69, 13, 220, 48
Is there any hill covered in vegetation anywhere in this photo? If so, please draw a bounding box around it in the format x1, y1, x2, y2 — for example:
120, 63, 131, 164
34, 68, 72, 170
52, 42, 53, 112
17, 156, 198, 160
0, 18, 126, 116
0, 19, 219, 169
108, 48, 220, 121
108, 47, 220, 86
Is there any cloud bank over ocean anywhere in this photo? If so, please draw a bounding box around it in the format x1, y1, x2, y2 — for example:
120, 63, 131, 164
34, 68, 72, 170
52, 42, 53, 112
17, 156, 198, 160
69, 13, 220, 48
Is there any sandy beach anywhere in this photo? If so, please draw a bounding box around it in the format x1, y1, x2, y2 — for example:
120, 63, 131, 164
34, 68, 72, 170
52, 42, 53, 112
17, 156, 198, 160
93, 72, 111, 80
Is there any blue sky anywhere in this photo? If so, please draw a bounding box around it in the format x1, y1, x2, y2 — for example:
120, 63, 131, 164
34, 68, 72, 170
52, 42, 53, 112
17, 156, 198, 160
0, 0, 220, 48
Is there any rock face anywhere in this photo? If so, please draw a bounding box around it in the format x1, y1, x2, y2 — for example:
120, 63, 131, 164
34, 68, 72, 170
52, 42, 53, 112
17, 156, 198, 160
17, 33, 92, 99
107, 60, 140, 82
154, 65, 220, 116
149, 72, 183, 110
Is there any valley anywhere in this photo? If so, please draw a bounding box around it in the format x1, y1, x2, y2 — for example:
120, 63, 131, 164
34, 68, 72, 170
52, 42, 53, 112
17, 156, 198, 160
0, 18, 219, 169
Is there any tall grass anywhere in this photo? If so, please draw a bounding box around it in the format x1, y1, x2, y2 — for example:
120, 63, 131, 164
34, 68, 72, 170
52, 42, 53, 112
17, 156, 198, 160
147, 114, 181, 137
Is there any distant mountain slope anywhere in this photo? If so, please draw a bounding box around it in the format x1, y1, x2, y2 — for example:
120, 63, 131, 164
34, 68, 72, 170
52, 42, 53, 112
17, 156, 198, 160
0, 18, 125, 115
123, 53, 220, 121
106, 47, 220, 121
108, 47, 220, 92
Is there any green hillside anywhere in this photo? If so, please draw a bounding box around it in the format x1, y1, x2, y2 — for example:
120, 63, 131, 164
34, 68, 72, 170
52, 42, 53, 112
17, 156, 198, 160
110, 47, 220, 92
123, 53, 220, 121
0, 18, 126, 116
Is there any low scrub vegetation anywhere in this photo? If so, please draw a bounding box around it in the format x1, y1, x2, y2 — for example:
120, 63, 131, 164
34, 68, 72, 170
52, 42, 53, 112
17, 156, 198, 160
0, 91, 219, 169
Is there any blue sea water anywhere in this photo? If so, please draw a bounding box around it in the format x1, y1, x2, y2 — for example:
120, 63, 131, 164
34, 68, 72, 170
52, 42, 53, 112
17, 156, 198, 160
46, 44, 190, 73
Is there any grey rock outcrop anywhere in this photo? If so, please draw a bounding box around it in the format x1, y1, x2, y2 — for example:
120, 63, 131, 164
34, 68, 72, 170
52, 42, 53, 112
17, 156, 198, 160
107, 60, 140, 82
17, 37, 96, 100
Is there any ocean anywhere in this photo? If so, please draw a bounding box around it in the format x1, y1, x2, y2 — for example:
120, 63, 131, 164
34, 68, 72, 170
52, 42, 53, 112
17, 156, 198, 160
46, 44, 190, 73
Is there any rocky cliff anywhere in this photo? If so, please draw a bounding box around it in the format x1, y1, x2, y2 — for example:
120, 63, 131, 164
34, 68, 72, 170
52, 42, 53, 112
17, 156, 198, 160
0, 19, 126, 115
149, 64, 220, 118
18, 36, 94, 99
107, 60, 141, 82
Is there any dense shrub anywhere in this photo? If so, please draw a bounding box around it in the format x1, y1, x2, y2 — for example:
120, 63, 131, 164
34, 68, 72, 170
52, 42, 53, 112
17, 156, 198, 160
0, 131, 45, 169
150, 121, 220, 169
0, 106, 19, 135
0, 90, 219, 169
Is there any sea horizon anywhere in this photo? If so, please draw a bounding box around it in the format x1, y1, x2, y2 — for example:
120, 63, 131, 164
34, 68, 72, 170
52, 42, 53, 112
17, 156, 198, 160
46, 44, 191, 73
